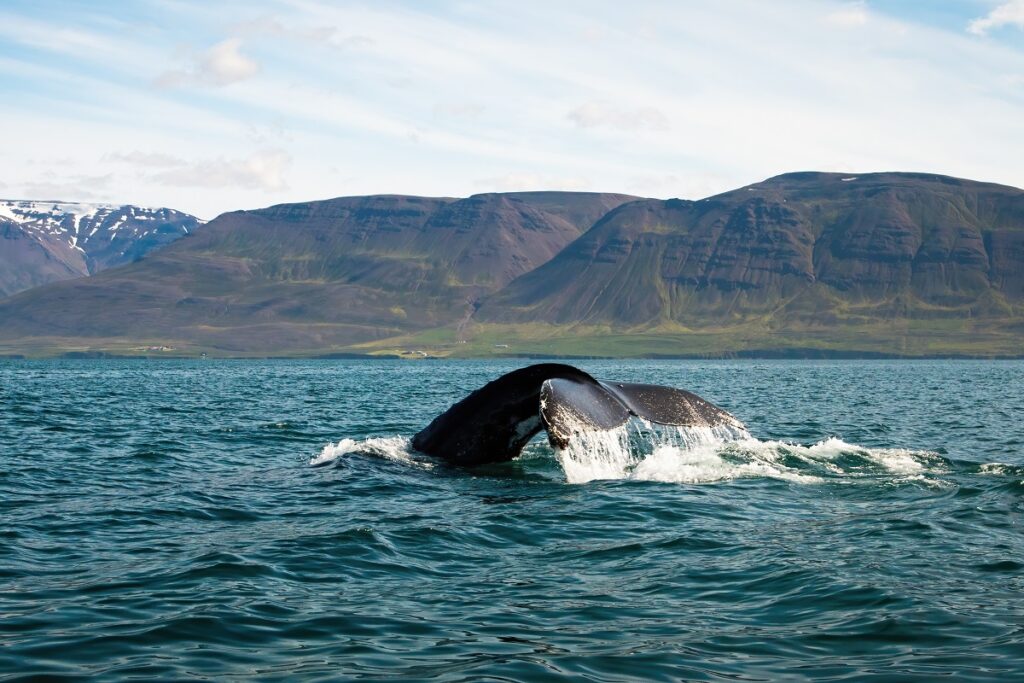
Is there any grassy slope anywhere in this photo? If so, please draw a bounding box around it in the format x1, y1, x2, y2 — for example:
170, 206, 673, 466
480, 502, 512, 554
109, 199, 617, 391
3, 313, 1020, 359
347, 317, 1024, 359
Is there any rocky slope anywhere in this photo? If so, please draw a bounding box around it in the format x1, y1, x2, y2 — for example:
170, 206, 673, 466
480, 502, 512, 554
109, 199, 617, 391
0, 192, 635, 352
0, 200, 200, 297
478, 173, 1024, 330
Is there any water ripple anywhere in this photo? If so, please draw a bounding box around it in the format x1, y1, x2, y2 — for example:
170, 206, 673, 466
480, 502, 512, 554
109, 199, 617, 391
2, 359, 1024, 679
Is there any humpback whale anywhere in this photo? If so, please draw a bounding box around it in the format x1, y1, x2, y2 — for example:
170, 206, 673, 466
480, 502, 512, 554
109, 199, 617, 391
412, 363, 743, 466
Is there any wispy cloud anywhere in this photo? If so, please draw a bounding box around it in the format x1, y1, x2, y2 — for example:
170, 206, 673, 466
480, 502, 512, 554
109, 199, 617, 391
232, 16, 373, 50
104, 151, 183, 167
968, 1, 1024, 36
567, 102, 669, 131
825, 1, 868, 28
1, 1, 1023, 217
107, 147, 292, 191
23, 172, 113, 200
156, 38, 260, 87
146, 149, 291, 191
0, 13, 125, 58
432, 102, 486, 120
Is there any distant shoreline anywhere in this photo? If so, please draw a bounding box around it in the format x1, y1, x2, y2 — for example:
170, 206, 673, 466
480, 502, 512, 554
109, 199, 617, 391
3, 350, 1023, 361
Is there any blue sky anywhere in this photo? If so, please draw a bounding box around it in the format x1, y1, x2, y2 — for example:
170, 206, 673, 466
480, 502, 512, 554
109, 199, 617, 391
0, 0, 1022, 218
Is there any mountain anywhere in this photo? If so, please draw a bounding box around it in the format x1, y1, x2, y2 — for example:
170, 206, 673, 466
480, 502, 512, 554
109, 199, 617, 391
472, 172, 1024, 355
0, 200, 201, 297
0, 192, 636, 354
3, 174, 1024, 358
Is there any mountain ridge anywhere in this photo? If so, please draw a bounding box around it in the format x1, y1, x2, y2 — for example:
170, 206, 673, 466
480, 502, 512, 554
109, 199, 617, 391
0, 199, 201, 297
0, 191, 637, 354
478, 172, 1024, 326
1, 175, 1023, 358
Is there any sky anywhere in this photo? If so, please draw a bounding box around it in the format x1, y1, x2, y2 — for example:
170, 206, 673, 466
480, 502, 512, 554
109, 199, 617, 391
0, 0, 1022, 219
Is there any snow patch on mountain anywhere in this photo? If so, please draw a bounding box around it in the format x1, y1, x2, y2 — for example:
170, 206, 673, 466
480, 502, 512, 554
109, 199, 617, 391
0, 199, 203, 297
0, 199, 198, 254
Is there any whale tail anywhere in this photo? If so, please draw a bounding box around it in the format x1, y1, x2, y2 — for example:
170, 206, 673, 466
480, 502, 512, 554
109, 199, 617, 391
412, 364, 743, 466
540, 376, 744, 449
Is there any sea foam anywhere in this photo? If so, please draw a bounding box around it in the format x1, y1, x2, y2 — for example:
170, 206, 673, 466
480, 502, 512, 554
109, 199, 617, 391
311, 436, 419, 467
314, 423, 943, 487
554, 422, 943, 485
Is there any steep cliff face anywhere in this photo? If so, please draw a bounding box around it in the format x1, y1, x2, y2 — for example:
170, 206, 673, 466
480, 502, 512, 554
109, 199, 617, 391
479, 173, 1024, 327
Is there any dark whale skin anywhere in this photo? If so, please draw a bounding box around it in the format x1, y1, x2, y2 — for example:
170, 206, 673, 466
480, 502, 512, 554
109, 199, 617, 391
412, 364, 596, 466
413, 364, 743, 466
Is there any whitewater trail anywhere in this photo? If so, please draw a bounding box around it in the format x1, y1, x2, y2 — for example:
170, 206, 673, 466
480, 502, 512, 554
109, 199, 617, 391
313, 421, 952, 486
311, 436, 427, 468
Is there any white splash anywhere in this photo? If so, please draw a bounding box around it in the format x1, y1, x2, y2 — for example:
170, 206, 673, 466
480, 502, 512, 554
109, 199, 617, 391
632, 442, 824, 484
311, 436, 424, 467
554, 423, 941, 485
557, 426, 636, 483
311, 424, 943, 488
557, 423, 750, 484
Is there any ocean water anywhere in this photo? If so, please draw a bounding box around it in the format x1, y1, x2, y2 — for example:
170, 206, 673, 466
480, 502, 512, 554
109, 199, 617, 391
2, 359, 1023, 681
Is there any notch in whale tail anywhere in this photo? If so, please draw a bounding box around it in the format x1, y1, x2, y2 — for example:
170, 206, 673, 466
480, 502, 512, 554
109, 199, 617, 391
412, 363, 743, 466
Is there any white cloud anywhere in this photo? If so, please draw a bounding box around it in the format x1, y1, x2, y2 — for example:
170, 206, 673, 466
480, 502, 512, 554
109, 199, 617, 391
106, 149, 294, 192
232, 16, 373, 50
23, 172, 113, 201
3, 1, 1024, 217
148, 149, 291, 191
157, 38, 260, 87
199, 38, 260, 85
432, 102, 486, 120
968, 1, 1024, 35
246, 120, 294, 146
825, 1, 869, 28
567, 102, 670, 131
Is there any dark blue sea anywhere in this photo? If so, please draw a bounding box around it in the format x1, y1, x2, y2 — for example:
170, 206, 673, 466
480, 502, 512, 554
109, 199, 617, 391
2, 359, 1023, 681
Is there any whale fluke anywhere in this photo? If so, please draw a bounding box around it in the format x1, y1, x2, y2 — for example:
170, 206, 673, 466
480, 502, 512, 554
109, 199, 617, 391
540, 377, 744, 449
412, 364, 743, 466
